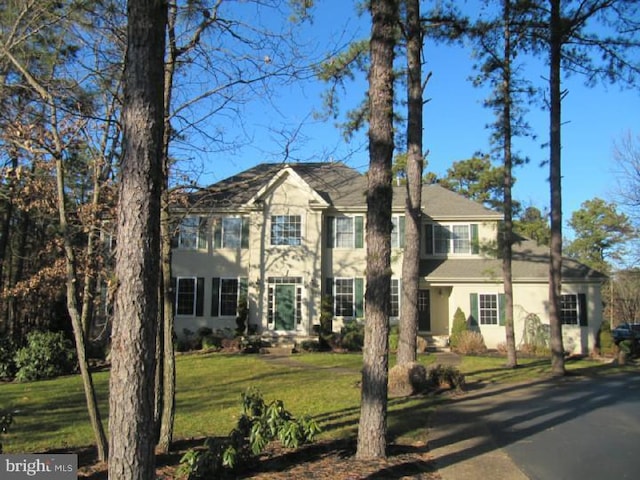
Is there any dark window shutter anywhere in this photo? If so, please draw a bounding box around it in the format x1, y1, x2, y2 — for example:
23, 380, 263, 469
578, 293, 588, 326
241, 217, 250, 249
469, 293, 479, 327
239, 277, 248, 296
325, 277, 334, 297
196, 277, 205, 316
326, 216, 334, 248
213, 218, 222, 249
197, 217, 207, 249
211, 277, 220, 317
471, 224, 479, 254
425, 224, 433, 255
355, 216, 364, 249
498, 293, 506, 326
399, 215, 405, 248
354, 278, 364, 318
170, 277, 176, 315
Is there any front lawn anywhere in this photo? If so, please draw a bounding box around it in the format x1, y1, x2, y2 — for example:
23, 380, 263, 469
0, 351, 628, 454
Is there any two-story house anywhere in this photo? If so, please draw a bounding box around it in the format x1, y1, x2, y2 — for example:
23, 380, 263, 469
171, 162, 605, 355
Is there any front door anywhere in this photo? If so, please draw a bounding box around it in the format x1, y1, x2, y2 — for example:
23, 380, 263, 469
418, 289, 431, 331
274, 284, 296, 330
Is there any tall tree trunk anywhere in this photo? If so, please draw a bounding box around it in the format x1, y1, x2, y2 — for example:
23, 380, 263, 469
502, 0, 517, 369
548, 0, 565, 376
108, 0, 167, 477
55, 152, 109, 461
156, 0, 178, 453
397, 0, 423, 366
357, 0, 397, 460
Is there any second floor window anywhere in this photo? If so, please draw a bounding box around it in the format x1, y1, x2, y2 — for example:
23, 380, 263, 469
213, 217, 249, 249
327, 215, 364, 248
425, 223, 479, 255
177, 217, 207, 250
271, 215, 301, 246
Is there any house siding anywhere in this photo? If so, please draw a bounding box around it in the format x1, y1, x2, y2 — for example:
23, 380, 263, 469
171, 162, 606, 355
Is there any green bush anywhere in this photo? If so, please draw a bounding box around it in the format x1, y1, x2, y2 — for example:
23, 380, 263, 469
341, 321, 364, 352
0, 336, 17, 379
299, 340, 321, 352
178, 388, 320, 479
598, 321, 615, 355
449, 307, 468, 349
14, 331, 77, 382
201, 335, 222, 351
0, 411, 12, 454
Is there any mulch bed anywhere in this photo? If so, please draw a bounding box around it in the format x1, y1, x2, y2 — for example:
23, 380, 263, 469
75, 437, 441, 479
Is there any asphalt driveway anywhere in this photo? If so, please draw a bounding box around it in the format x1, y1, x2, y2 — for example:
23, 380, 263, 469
428, 372, 640, 480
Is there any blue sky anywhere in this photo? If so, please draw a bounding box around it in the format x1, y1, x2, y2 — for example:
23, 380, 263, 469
192, 0, 640, 226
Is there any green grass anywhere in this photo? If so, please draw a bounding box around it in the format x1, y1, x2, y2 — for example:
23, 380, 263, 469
0, 351, 634, 453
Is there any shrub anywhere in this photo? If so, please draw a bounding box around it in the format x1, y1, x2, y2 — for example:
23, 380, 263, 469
341, 321, 364, 352
0, 411, 12, 454
299, 340, 321, 352
597, 321, 615, 356
14, 331, 77, 382
201, 335, 223, 351
178, 388, 321, 479
449, 307, 468, 349
428, 364, 465, 392
388, 362, 428, 397
453, 331, 487, 355
0, 336, 17, 379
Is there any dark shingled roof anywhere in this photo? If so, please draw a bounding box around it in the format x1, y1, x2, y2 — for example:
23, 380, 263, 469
185, 162, 501, 219
420, 236, 607, 282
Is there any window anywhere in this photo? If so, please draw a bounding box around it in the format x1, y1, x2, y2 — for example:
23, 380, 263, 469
211, 277, 247, 317
425, 223, 478, 255
391, 216, 405, 249
560, 294, 587, 325
469, 292, 504, 326
452, 225, 470, 253
434, 224, 451, 254
271, 215, 301, 246
335, 279, 354, 317
479, 294, 498, 325
328, 278, 364, 318
214, 217, 249, 249
390, 279, 400, 317
175, 277, 204, 316
335, 217, 354, 248
220, 279, 239, 316
327, 215, 364, 248
222, 218, 242, 248
178, 217, 206, 249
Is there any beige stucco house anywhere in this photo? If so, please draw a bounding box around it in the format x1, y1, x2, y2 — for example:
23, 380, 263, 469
171, 162, 606, 355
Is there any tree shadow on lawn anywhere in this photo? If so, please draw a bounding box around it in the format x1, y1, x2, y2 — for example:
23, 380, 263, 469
73, 392, 444, 479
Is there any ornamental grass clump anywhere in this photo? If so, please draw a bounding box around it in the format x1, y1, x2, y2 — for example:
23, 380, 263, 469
388, 361, 428, 397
